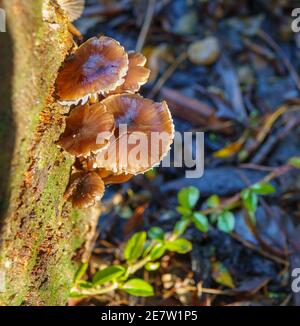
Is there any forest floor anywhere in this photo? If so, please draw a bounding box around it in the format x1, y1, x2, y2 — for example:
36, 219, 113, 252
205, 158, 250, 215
72, 0, 300, 306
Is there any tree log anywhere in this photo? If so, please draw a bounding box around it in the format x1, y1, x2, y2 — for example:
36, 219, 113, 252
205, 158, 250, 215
0, 0, 100, 305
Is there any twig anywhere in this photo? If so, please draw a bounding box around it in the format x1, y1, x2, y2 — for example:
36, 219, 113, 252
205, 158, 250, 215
149, 51, 188, 98
251, 115, 300, 164
136, 0, 156, 52
280, 294, 292, 306
260, 164, 292, 184
199, 287, 236, 296
190, 121, 234, 132
234, 170, 289, 259
239, 164, 276, 172
243, 37, 275, 60
230, 233, 287, 265
199, 163, 294, 264
258, 29, 300, 93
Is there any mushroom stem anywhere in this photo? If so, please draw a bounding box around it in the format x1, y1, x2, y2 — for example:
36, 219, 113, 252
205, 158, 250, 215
88, 93, 99, 104
68, 22, 82, 40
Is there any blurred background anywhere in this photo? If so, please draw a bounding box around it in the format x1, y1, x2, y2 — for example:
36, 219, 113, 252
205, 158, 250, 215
72, 0, 300, 306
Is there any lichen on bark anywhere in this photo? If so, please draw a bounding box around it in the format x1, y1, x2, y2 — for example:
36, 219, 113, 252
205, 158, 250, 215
0, 0, 100, 305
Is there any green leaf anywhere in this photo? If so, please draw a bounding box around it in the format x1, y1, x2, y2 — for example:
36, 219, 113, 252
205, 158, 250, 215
124, 231, 147, 263
217, 211, 235, 233
241, 188, 250, 201
241, 189, 258, 214
149, 243, 166, 260
77, 280, 93, 289
191, 212, 209, 233
176, 206, 192, 217
148, 227, 164, 240
173, 219, 190, 236
288, 156, 300, 169
73, 263, 88, 283
69, 289, 85, 298
177, 186, 200, 209
145, 262, 160, 271
142, 240, 155, 258
251, 182, 275, 195
92, 265, 125, 286
165, 238, 192, 254
122, 278, 154, 297
212, 261, 235, 288
206, 194, 220, 208
209, 212, 219, 224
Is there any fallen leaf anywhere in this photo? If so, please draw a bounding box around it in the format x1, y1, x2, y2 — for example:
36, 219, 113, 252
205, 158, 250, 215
211, 261, 235, 289
213, 132, 247, 158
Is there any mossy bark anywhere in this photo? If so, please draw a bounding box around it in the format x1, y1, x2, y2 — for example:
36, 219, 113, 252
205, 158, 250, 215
0, 0, 100, 305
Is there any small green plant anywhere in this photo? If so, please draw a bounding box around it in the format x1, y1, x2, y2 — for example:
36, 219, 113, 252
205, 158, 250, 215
205, 193, 236, 233
176, 186, 209, 233
176, 182, 275, 234
241, 182, 275, 224
71, 181, 276, 299
71, 226, 192, 298
176, 186, 236, 234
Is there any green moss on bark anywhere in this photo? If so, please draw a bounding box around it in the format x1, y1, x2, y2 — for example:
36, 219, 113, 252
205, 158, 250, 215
0, 0, 100, 306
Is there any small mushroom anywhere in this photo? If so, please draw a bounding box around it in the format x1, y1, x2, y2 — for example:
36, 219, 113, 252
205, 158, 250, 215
94, 94, 174, 175
57, 0, 85, 22
96, 168, 133, 185
56, 36, 129, 105
57, 102, 115, 157
64, 171, 105, 208
74, 155, 96, 171
112, 52, 150, 94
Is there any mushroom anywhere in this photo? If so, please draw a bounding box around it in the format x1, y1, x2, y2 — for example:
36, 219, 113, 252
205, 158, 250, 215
74, 155, 96, 171
57, 102, 115, 157
56, 35, 175, 209
96, 168, 133, 185
94, 94, 174, 175
56, 36, 129, 106
64, 171, 105, 208
57, 0, 85, 22
111, 52, 150, 94
74, 156, 133, 184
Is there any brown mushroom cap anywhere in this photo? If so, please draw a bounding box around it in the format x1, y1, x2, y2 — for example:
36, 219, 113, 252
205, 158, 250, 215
56, 36, 129, 105
112, 52, 150, 94
94, 94, 174, 175
57, 102, 115, 157
57, 0, 85, 22
96, 168, 133, 185
64, 171, 105, 208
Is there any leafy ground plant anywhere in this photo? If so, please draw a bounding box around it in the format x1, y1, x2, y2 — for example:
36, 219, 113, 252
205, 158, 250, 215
176, 181, 275, 234
71, 179, 277, 299
71, 226, 192, 298
176, 186, 237, 234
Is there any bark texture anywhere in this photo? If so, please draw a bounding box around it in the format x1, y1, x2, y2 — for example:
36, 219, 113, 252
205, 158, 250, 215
0, 0, 99, 305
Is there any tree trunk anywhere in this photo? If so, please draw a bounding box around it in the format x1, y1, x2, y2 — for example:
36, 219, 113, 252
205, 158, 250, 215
0, 0, 100, 305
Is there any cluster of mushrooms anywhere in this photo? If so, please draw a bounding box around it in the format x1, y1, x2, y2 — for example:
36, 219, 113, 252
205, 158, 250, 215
55, 36, 174, 208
